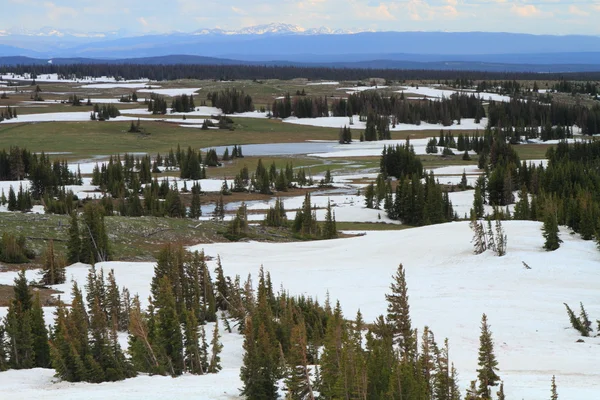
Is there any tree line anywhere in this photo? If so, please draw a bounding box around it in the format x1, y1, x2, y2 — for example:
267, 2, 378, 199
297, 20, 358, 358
3, 63, 600, 82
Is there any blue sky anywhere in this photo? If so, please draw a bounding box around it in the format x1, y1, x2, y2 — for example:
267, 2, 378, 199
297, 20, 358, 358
3, 0, 600, 35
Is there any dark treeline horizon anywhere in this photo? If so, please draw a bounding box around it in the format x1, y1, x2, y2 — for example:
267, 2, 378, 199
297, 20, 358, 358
2, 63, 600, 82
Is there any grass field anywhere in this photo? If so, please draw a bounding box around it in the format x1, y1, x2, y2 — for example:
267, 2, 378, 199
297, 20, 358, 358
0, 212, 300, 264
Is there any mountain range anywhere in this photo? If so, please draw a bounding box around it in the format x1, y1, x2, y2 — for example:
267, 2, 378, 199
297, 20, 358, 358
1, 24, 600, 71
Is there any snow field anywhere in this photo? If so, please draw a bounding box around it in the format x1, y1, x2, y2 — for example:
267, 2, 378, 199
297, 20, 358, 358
284, 114, 487, 132
0, 221, 598, 398
0, 73, 150, 84
306, 136, 480, 158
138, 88, 201, 97
398, 86, 512, 103
191, 221, 600, 399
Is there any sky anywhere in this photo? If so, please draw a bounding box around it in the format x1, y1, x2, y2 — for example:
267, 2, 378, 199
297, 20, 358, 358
2, 0, 600, 36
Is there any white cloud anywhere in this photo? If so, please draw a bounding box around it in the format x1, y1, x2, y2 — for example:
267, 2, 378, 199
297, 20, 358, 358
355, 3, 396, 20
44, 1, 77, 20
510, 4, 551, 18
568, 5, 589, 16
137, 17, 149, 27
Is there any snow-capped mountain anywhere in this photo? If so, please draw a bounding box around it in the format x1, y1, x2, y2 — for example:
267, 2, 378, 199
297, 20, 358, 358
191, 23, 364, 36
0, 26, 128, 39
0, 23, 368, 40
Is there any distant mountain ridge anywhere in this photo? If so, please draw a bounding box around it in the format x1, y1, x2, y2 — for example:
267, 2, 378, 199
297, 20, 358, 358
0, 27, 600, 70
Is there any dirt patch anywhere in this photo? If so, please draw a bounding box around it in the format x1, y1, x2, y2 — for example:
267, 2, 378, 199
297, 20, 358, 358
0, 283, 63, 307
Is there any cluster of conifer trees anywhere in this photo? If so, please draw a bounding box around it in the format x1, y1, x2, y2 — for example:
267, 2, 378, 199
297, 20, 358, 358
147, 93, 168, 115
373, 143, 456, 226
271, 94, 329, 119
474, 136, 600, 252
0, 244, 227, 381
207, 89, 254, 114
0, 147, 80, 186
230, 159, 317, 195
0, 233, 35, 263
0, 184, 33, 212
236, 263, 505, 400
90, 104, 120, 121
0, 105, 17, 121
487, 98, 600, 135
334, 91, 486, 126
551, 79, 598, 96
170, 94, 196, 113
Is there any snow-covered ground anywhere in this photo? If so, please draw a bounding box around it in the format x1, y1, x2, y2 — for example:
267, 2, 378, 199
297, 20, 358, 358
220, 194, 400, 225
192, 221, 600, 399
0, 221, 598, 398
0, 112, 142, 124
138, 88, 201, 97
307, 137, 478, 158
399, 86, 513, 103
306, 81, 340, 86
284, 115, 487, 132
80, 83, 157, 89
338, 85, 388, 94
0, 73, 150, 84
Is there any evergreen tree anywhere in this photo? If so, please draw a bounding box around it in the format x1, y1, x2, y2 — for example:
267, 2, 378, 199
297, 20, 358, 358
551, 375, 558, 400
476, 313, 500, 399
155, 276, 184, 376
285, 318, 315, 400
472, 186, 484, 219
385, 264, 413, 359
4, 270, 34, 369
30, 293, 51, 368
208, 319, 223, 373
41, 240, 66, 285
80, 203, 110, 263
189, 190, 202, 219
542, 206, 561, 251
183, 309, 205, 374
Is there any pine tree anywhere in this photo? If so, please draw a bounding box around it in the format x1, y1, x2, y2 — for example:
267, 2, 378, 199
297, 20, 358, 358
183, 309, 204, 374
213, 195, 225, 221
486, 220, 496, 254
285, 319, 315, 400
551, 375, 558, 400
476, 313, 500, 399
513, 185, 529, 220
542, 206, 562, 251
41, 240, 66, 285
30, 293, 51, 367
155, 276, 184, 376
472, 186, 484, 219
495, 219, 507, 256
385, 264, 413, 359
189, 190, 202, 219
323, 199, 338, 239
5, 270, 34, 369
208, 319, 223, 373
470, 219, 486, 254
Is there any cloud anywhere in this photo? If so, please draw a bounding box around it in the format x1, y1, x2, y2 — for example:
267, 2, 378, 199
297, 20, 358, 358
569, 5, 589, 16
353, 2, 396, 20
137, 17, 149, 27
44, 1, 77, 20
231, 6, 246, 15
510, 4, 550, 18
406, 0, 461, 21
